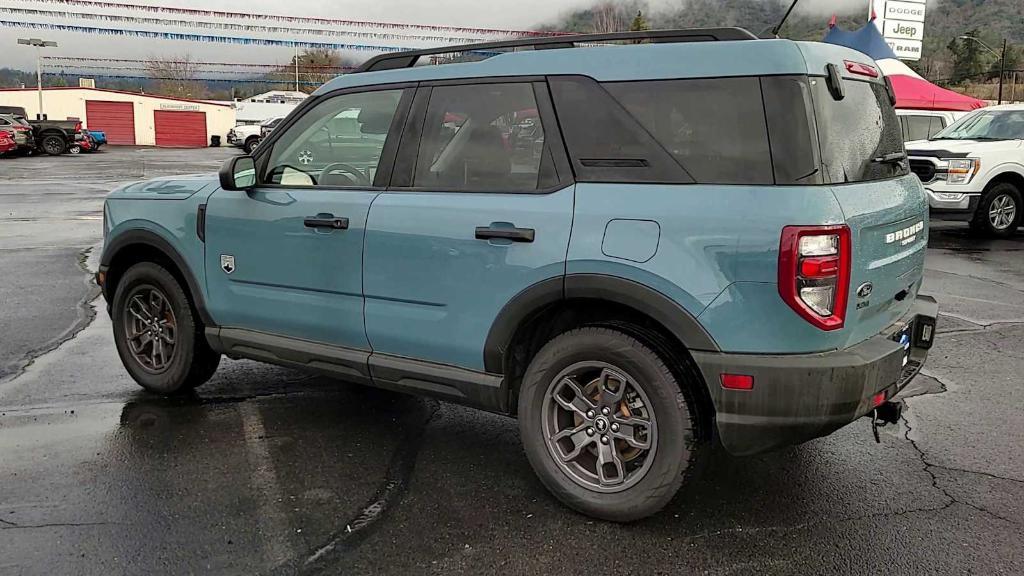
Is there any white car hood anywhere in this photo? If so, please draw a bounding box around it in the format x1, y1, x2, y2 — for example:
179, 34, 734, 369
906, 139, 1023, 156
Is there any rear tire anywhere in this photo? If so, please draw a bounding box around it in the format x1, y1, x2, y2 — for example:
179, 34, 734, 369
41, 134, 66, 156
112, 262, 220, 394
518, 327, 703, 522
970, 182, 1021, 238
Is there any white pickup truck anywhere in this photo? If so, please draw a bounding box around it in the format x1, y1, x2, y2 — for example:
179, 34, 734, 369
907, 104, 1024, 237
226, 117, 285, 154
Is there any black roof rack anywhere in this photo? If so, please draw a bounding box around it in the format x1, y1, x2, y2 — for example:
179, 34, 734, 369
356, 27, 758, 73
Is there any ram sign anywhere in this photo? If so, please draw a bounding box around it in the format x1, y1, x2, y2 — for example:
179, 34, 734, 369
871, 0, 926, 61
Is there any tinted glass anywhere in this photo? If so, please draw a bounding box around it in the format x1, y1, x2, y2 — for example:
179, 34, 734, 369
549, 76, 692, 184
761, 76, 822, 185
927, 116, 946, 138
265, 89, 403, 187
604, 77, 773, 185
810, 78, 908, 183
412, 83, 551, 192
905, 115, 933, 141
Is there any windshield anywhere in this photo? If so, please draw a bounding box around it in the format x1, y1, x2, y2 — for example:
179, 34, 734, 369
932, 110, 1024, 141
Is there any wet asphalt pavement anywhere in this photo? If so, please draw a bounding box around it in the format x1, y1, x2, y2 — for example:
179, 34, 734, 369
1, 148, 1023, 575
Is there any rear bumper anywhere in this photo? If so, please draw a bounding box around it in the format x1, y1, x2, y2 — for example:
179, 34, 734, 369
692, 295, 938, 456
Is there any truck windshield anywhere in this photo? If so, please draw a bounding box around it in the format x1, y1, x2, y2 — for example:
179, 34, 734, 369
810, 77, 907, 183
931, 110, 1024, 141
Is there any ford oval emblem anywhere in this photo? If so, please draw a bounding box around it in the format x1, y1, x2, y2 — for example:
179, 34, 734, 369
857, 282, 873, 299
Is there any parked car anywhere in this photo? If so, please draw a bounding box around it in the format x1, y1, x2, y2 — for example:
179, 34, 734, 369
89, 130, 107, 149
227, 123, 263, 154
0, 113, 35, 154
259, 116, 283, 139
33, 119, 84, 156
907, 104, 1024, 237
895, 109, 966, 143
97, 29, 937, 522
0, 130, 16, 156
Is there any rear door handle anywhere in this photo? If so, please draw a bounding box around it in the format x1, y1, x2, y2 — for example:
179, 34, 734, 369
475, 225, 535, 243
304, 214, 349, 230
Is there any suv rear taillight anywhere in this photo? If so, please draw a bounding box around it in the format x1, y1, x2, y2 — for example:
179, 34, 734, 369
778, 225, 851, 331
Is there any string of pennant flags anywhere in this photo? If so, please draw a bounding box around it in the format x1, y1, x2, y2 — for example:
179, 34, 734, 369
0, 7, 492, 44
0, 19, 419, 52
41, 71, 322, 85
8, 0, 560, 37
41, 63, 337, 75
42, 56, 356, 70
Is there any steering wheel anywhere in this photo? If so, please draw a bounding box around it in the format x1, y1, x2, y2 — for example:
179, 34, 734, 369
319, 162, 371, 187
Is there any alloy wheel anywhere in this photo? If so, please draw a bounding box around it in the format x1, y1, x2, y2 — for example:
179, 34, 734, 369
988, 193, 1017, 230
123, 285, 177, 373
542, 362, 658, 493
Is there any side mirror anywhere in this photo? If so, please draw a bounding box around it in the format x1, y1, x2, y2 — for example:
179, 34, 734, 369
219, 155, 256, 191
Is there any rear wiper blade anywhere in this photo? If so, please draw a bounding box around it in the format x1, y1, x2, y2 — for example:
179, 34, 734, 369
872, 152, 908, 164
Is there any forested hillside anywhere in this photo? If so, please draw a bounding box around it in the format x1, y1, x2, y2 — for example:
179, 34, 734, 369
544, 0, 1024, 84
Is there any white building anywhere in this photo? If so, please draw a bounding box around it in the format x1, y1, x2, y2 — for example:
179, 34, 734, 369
0, 87, 236, 147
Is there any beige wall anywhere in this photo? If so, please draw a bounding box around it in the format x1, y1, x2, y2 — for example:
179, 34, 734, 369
0, 89, 235, 146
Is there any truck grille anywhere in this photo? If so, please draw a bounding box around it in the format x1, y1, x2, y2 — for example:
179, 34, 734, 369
908, 159, 936, 183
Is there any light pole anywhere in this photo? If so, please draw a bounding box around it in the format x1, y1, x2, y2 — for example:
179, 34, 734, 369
17, 38, 58, 120
959, 35, 1007, 105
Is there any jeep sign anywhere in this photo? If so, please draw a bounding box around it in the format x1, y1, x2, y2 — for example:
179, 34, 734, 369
871, 0, 926, 61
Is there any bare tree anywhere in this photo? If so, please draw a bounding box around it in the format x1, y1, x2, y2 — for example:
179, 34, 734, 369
591, 1, 630, 33
265, 48, 351, 93
144, 53, 206, 98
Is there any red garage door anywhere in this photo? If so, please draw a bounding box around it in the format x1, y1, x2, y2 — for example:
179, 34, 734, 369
154, 110, 207, 148
85, 100, 135, 145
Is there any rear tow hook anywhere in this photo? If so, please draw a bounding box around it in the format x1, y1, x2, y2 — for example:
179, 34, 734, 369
870, 400, 904, 443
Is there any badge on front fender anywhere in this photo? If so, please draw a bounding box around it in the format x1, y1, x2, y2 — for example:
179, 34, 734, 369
220, 254, 235, 274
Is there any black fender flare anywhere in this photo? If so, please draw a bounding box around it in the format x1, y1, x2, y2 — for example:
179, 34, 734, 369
100, 229, 214, 326
483, 273, 720, 374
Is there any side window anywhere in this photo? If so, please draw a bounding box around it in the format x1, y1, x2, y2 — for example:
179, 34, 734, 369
905, 115, 933, 141
264, 89, 403, 187
548, 76, 692, 184
898, 116, 910, 141
411, 83, 553, 192
928, 116, 946, 139
604, 77, 774, 185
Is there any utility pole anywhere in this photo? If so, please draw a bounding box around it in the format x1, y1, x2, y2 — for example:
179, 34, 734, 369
959, 35, 1007, 105
17, 38, 58, 120
294, 44, 300, 92
998, 39, 1007, 104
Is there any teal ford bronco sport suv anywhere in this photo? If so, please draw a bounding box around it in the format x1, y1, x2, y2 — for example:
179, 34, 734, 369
98, 29, 938, 521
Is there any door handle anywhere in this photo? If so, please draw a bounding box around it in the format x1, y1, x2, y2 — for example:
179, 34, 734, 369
304, 214, 349, 230
475, 225, 535, 243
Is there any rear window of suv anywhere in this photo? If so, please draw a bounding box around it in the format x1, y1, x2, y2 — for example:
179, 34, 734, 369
810, 77, 908, 183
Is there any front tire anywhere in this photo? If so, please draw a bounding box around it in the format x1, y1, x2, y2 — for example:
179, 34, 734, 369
112, 262, 221, 394
970, 182, 1021, 237
518, 327, 702, 522
243, 137, 260, 154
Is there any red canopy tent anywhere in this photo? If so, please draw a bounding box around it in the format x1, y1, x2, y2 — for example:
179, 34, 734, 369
888, 75, 987, 112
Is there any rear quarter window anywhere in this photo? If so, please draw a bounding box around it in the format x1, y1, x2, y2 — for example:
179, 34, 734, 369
603, 77, 774, 185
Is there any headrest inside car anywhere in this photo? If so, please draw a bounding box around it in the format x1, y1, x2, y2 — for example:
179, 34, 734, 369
357, 109, 393, 134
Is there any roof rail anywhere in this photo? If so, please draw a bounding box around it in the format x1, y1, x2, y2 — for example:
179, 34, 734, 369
356, 27, 758, 73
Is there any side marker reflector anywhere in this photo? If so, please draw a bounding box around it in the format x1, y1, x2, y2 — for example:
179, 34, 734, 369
721, 374, 754, 390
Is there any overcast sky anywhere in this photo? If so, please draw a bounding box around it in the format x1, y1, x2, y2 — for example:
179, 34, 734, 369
0, 0, 877, 73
